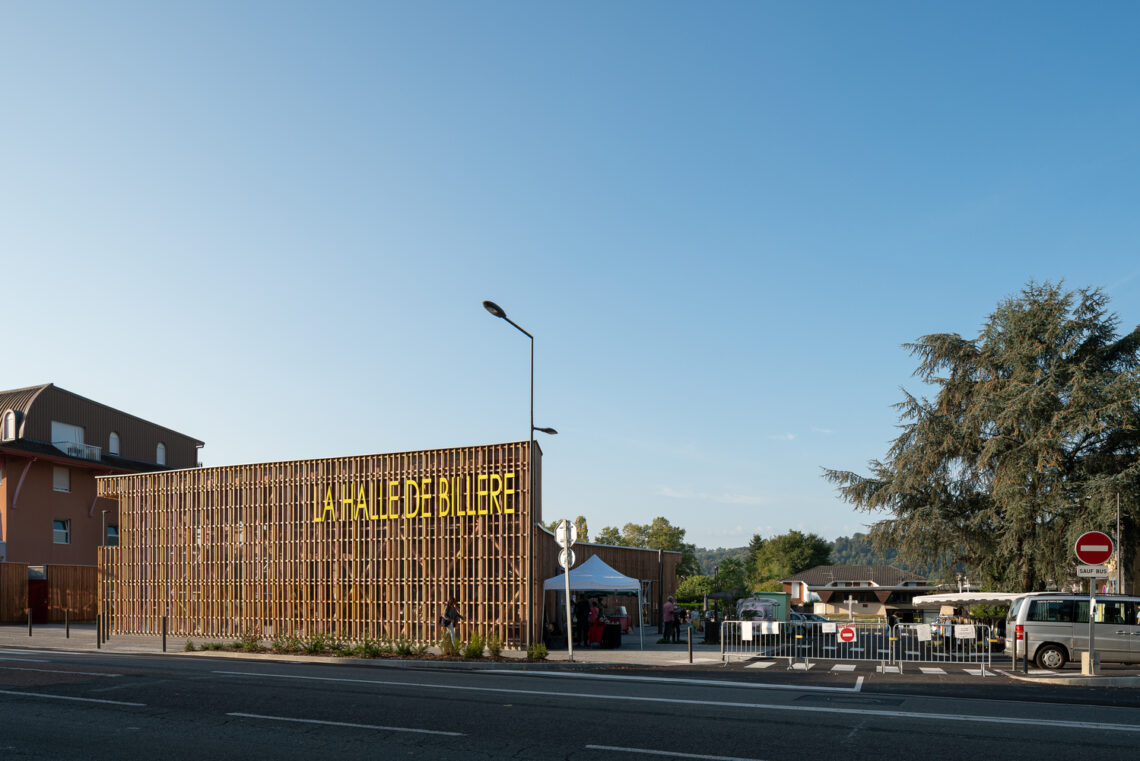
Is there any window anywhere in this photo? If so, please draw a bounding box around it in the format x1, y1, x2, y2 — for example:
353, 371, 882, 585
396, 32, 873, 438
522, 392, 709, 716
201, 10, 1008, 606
108, 432, 120, 456
53, 466, 70, 493
1, 410, 15, 440
156, 442, 166, 466
1028, 599, 1077, 623
106, 525, 119, 547
53, 520, 70, 545
51, 421, 84, 445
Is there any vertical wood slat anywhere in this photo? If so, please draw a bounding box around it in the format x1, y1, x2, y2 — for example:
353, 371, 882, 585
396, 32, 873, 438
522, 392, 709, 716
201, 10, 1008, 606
97, 442, 533, 646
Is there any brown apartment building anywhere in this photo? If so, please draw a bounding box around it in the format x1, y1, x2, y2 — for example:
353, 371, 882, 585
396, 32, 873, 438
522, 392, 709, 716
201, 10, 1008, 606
0, 383, 202, 621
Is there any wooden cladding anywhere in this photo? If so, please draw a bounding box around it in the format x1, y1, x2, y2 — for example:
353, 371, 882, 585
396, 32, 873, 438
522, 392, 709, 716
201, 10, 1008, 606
533, 530, 681, 625
96, 442, 534, 645
46, 564, 98, 621
0, 563, 28, 622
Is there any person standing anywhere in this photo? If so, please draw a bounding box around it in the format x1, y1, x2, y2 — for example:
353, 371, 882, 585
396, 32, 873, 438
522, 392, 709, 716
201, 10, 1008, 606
574, 594, 591, 647
663, 595, 677, 643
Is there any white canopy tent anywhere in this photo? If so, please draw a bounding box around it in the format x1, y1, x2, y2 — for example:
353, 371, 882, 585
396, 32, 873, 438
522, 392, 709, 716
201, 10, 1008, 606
911, 592, 1023, 610
542, 555, 645, 650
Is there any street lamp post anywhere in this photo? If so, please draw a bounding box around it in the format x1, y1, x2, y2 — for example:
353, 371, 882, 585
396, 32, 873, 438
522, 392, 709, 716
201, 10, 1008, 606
483, 300, 557, 646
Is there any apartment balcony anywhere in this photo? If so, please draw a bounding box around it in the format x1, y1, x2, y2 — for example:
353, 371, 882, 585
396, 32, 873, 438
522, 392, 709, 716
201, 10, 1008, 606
53, 440, 102, 461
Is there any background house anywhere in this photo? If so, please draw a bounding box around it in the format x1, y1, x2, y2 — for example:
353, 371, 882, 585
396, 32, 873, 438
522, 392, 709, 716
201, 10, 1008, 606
781, 564, 937, 621
0, 383, 202, 621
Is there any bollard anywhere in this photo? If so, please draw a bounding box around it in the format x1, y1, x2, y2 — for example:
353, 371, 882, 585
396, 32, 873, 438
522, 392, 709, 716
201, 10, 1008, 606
96, 614, 102, 649
162, 616, 167, 653
688, 623, 693, 664
1022, 632, 1029, 674
27, 608, 32, 637
66, 609, 70, 639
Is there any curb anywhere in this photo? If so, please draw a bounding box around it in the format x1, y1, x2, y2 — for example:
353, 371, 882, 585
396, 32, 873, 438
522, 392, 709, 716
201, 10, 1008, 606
995, 669, 1140, 687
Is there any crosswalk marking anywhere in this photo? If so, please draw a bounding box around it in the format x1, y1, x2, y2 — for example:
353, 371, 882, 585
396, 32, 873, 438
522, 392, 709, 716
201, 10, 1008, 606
877, 665, 901, 674
744, 660, 775, 669
789, 663, 815, 671
830, 664, 856, 672
918, 667, 946, 675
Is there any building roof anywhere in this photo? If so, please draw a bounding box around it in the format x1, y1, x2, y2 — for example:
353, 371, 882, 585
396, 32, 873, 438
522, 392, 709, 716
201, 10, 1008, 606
0, 383, 52, 422
781, 564, 927, 586
0, 382, 203, 446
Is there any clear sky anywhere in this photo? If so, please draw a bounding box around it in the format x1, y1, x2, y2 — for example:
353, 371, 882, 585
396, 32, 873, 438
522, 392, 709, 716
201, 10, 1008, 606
3, 3, 1139, 549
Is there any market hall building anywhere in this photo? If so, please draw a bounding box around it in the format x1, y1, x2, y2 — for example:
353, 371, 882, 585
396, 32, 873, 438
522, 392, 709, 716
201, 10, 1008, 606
96, 441, 679, 647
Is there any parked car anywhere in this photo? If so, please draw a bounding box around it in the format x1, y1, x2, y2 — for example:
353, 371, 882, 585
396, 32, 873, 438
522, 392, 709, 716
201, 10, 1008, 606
1005, 593, 1140, 670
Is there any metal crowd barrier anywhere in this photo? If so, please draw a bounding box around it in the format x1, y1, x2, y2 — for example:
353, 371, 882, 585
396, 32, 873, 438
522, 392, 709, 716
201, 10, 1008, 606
720, 620, 994, 675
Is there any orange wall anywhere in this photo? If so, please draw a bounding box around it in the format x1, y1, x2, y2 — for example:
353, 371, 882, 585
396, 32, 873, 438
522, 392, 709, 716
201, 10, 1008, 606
1, 458, 117, 566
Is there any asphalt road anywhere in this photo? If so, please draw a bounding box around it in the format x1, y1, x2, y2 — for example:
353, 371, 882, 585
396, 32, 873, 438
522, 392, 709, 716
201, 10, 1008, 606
2, 648, 1139, 761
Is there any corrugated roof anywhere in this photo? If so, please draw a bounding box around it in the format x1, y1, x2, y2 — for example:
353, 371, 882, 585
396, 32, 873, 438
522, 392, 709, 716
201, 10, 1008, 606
781, 564, 927, 586
0, 383, 52, 422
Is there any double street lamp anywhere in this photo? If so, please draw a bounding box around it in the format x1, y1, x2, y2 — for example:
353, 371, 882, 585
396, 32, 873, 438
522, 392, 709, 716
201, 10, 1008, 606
483, 300, 558, 646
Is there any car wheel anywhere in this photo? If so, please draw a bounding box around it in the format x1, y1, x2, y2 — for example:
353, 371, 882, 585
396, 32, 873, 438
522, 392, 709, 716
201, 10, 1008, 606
1035, 644, 1067, 670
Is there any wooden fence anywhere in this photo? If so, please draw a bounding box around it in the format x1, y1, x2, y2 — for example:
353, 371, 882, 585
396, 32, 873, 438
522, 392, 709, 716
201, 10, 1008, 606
47, 564, 99, 622
97, 442, 536, 645
0, 562, 29, 622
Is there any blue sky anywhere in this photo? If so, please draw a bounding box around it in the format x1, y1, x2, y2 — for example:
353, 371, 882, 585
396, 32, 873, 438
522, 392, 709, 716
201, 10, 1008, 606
3, 3, 1139, 548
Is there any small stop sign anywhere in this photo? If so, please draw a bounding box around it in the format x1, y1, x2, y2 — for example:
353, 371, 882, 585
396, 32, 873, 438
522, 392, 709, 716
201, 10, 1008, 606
1074, 531, 1114, 565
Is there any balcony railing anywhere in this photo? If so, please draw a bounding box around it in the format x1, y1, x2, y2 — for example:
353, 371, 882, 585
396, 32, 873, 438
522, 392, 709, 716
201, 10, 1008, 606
53, 440, 102, 461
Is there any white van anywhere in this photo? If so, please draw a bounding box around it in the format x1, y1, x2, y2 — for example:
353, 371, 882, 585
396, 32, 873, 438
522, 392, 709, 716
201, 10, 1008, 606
1004, 593, 1140, 669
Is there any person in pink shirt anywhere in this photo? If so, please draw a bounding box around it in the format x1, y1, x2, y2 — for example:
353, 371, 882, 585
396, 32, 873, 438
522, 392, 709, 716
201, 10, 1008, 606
663, 595, 677, 643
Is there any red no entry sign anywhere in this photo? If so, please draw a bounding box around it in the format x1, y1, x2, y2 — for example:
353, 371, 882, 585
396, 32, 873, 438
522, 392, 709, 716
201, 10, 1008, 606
1075, 531, 1114, 565
838, 626, 856, 643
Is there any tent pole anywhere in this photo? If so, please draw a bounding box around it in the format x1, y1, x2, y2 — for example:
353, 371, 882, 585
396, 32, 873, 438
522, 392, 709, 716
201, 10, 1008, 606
638, 587, 644, 650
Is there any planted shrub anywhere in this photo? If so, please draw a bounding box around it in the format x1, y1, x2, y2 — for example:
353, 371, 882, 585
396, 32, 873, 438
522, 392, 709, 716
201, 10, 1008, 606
486, 632, 503, 657
526, 642, 548, 661
462, 632, 485, 659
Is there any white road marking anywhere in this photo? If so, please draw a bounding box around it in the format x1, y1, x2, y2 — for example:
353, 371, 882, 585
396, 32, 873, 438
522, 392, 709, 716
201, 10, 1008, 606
744, 661, 775, 669
830, 664, 856, 672
214, 670, 1140, 733
479, 669, 858, 692
227, 712, 463, 736
0, 657, 50, 663
0, 689, 143, 706
918, 667, 946, 675
586, 744, 764, 761
877, 665, 901, 674
0, 666, 122, 677
789, 663, 814, 671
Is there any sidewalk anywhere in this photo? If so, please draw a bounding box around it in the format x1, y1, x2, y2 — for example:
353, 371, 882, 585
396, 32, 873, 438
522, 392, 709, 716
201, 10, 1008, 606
5, 624, 1138, 685
0, 624, 718, 668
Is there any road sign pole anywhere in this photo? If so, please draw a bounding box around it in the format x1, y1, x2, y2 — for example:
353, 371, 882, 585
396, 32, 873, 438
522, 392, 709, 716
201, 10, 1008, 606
1088, 577, 1096, 673
1075, 530, 1113, 675
558, 520, 574, 663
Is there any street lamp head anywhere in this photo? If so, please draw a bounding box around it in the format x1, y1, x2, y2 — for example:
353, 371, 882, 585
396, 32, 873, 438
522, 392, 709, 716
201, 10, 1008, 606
534, 426, 558, 435
482, 300, 507, 319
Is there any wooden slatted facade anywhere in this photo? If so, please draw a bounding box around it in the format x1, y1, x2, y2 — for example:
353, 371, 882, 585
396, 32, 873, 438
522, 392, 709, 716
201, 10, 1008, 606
46, 564, 99, 621
97, 442, 538, 645
0, 562, 28, 622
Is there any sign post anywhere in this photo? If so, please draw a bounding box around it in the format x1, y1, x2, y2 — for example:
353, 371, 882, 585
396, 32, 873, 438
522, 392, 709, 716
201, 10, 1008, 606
1075, 531, 1114, 676
556, 520, 578, 661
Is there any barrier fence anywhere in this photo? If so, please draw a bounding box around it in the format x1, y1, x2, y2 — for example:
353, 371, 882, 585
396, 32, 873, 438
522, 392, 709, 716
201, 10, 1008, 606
721, 620, 995, 675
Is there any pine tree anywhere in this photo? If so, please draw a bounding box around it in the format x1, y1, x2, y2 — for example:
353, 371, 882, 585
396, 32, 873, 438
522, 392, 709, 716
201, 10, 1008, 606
825, 282, 1140, 591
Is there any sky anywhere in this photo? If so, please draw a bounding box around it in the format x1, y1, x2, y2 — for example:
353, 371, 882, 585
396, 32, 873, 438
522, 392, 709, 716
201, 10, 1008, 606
3, 2, 1139, 549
